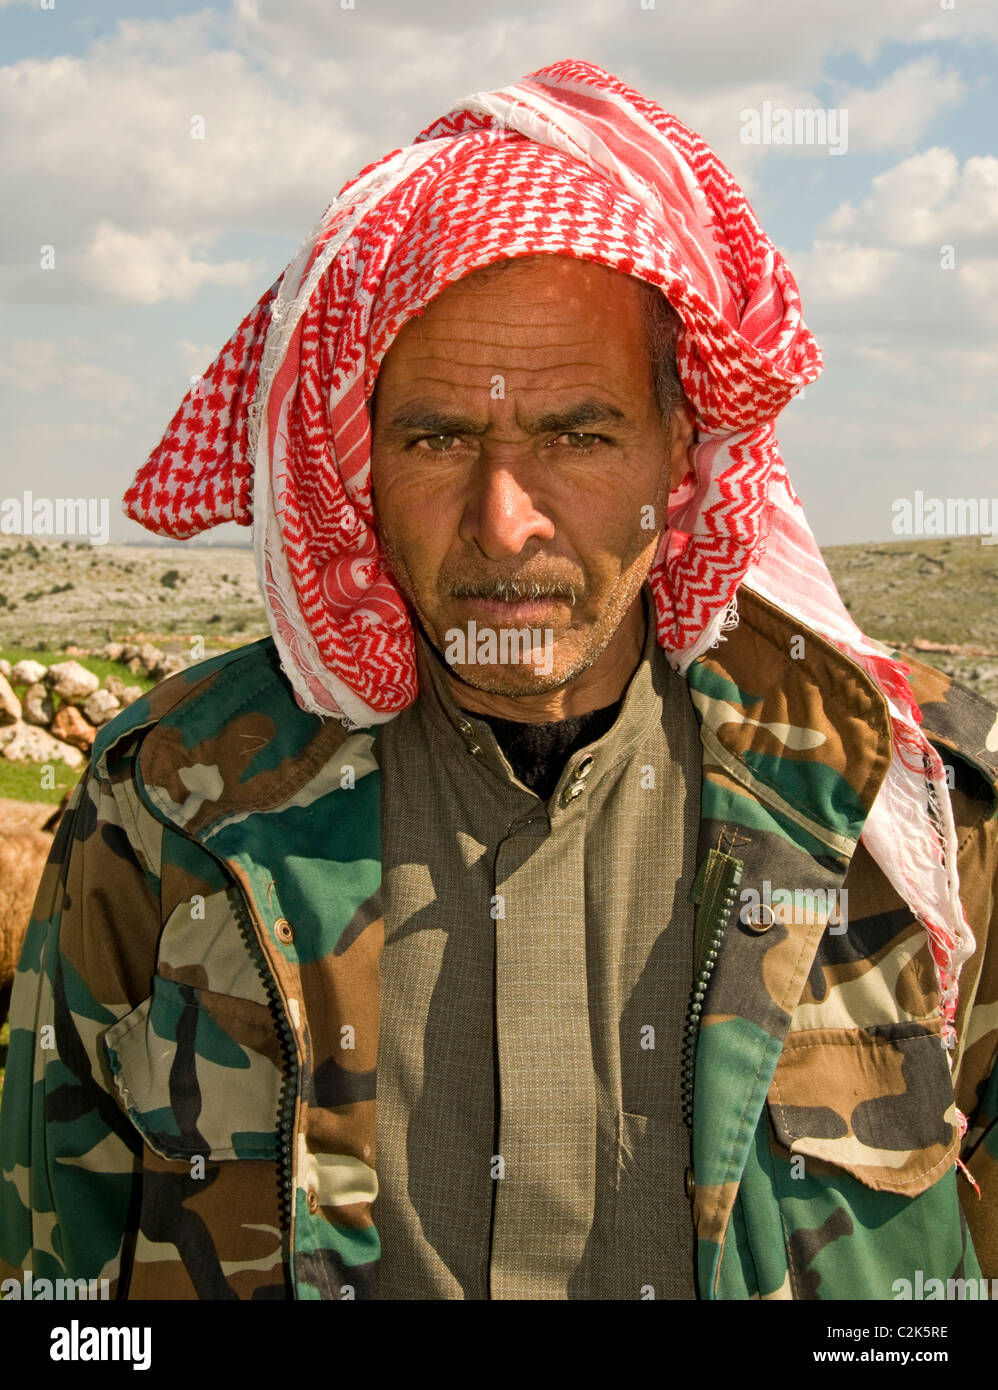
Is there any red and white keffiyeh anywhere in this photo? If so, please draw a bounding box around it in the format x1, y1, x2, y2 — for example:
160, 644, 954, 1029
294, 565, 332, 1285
124, 60, 972, 1055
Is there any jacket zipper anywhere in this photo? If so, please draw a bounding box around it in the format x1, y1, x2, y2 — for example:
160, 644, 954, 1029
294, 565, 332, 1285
681, 848, 744, 1128
226, 882, 299, 1287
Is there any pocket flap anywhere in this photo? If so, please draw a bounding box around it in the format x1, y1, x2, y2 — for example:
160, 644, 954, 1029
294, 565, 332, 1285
767, 1024, 959, 1196
104, 975, 284, 1162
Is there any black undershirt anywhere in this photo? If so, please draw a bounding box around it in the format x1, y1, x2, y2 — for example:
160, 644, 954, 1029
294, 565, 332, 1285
466, 701, 623, 802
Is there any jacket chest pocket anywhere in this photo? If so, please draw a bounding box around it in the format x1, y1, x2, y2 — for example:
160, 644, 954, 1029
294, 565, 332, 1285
103, 974, 285, 1162
766, 1022, 959, 1195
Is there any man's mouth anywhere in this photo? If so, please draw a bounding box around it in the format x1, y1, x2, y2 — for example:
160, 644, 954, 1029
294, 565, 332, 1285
456, 595, 569, 624
449, 580, 579, 626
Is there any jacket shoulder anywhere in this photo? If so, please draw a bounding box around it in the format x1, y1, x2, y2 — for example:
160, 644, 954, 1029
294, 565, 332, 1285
92, 636, 358, 835
91, 636, 300, 778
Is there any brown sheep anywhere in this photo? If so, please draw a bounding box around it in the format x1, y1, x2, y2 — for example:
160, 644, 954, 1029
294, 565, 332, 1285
0, 822, 54, 1023
0, 826, 56, 1025
0, 789, 73, 1026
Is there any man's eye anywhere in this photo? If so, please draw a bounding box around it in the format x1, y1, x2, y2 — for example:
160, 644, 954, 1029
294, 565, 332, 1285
555, 432, 603, 449
415, 434, 459, 452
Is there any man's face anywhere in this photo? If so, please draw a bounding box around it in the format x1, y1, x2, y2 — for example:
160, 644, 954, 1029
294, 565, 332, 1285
369, 255, 692, 700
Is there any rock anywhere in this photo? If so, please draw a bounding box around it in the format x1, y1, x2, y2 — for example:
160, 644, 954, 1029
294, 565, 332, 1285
104, 675, 143, 707
10, 658, 47, 686
152, 654, 186, 679
47, 659, 100, 703
101, 642, 124, 661
22, 682, 55, 726
82, 688, 121, 726
138, 643, 164, 671
51, 704, 96, 750
126, 657, 143, 675
64, 644, 89, 656
0, 673, 21, 726
119, 643, 140, 663
0, 658, 11, 678
1, 721, 85, 769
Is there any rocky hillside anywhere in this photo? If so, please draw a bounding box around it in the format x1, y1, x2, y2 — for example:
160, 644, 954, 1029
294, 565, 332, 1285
822, 536, 998, 704
0, 534, 995, 702
0, 538, 266, 658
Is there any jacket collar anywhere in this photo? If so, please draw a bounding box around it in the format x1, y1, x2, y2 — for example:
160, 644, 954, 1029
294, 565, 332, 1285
93, 590, 996, 837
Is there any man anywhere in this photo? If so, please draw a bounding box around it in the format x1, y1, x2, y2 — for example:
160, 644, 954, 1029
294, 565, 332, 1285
2, 60, 997, 1301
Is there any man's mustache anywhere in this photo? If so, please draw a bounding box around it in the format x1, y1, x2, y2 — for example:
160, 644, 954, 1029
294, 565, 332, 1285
448, 575, 583, 603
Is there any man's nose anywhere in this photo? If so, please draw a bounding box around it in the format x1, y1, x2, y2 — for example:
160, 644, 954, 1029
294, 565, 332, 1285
458, 456, 555, 559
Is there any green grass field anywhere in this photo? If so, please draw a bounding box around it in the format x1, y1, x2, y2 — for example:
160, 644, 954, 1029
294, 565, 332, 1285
0, 758, 79, 804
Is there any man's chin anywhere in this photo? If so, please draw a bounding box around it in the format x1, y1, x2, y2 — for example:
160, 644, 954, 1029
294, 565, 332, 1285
443, 662, 571, 698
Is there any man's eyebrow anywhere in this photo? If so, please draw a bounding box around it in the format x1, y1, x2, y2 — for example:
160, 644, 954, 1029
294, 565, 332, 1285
383, 404, 487, 436
531, 401, 627, 433
382, 399, 629, 437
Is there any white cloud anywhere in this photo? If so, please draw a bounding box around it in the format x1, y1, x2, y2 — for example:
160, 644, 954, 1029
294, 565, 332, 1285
233, 0, 998, 91
792, 148, 998, 340
0, 333, 191, 526
779, 143, 998, 531
0, 14, 363, 305
798, 241, 903, 301
825, 148, 998, 247
833, 58, 964, 154
0, 14, 363, 234
671, 59, 964, 182
0, 338, 139, 403
81, 224, 261, 305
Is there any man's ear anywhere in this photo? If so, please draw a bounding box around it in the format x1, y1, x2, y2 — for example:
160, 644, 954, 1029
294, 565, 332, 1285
667, 401, 696, 492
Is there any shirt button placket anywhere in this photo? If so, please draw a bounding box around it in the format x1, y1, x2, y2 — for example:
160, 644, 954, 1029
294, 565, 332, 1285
490, 761, 597, 1297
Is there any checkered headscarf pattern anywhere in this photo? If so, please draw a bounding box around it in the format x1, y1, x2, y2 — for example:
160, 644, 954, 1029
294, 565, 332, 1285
124, 59, 973, 1056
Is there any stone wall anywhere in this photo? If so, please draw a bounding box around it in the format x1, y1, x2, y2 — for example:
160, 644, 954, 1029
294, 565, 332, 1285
0, 643, 185, 769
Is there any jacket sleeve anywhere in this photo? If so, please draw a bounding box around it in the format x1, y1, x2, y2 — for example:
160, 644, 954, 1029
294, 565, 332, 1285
0, 755, 164, 1295
953, 792, 998, 1280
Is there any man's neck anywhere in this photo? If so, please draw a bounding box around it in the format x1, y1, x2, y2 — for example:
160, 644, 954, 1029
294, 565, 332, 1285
441, 589, 648, 724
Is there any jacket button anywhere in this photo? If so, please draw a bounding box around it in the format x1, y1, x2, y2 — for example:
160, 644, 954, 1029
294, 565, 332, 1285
684, 1167, 695, 1201
306, 1188, 319, 1214
274, 918, 295, 944
743, 902, 775, 933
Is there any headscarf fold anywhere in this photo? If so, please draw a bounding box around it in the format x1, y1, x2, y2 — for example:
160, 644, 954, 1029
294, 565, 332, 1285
123, 58, 973, 1056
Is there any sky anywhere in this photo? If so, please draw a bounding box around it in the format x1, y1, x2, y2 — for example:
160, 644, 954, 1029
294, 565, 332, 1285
0, 0, 995, 547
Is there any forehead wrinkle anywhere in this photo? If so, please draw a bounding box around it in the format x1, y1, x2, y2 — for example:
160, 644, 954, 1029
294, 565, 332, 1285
413, 306, 608, 334
397, 334, 617, 367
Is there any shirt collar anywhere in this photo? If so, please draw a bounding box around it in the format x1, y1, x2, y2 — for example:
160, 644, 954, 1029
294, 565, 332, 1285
412, 585, 689, 801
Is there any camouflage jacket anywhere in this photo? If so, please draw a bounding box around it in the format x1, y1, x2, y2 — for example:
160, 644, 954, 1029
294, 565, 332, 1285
2, 583, 998, 1300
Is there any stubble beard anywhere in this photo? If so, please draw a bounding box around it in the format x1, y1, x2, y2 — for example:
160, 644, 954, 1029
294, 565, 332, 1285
377, 521, 665, 700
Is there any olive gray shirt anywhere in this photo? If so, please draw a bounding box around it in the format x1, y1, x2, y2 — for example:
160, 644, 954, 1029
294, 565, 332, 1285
371, 589, 702, 1299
